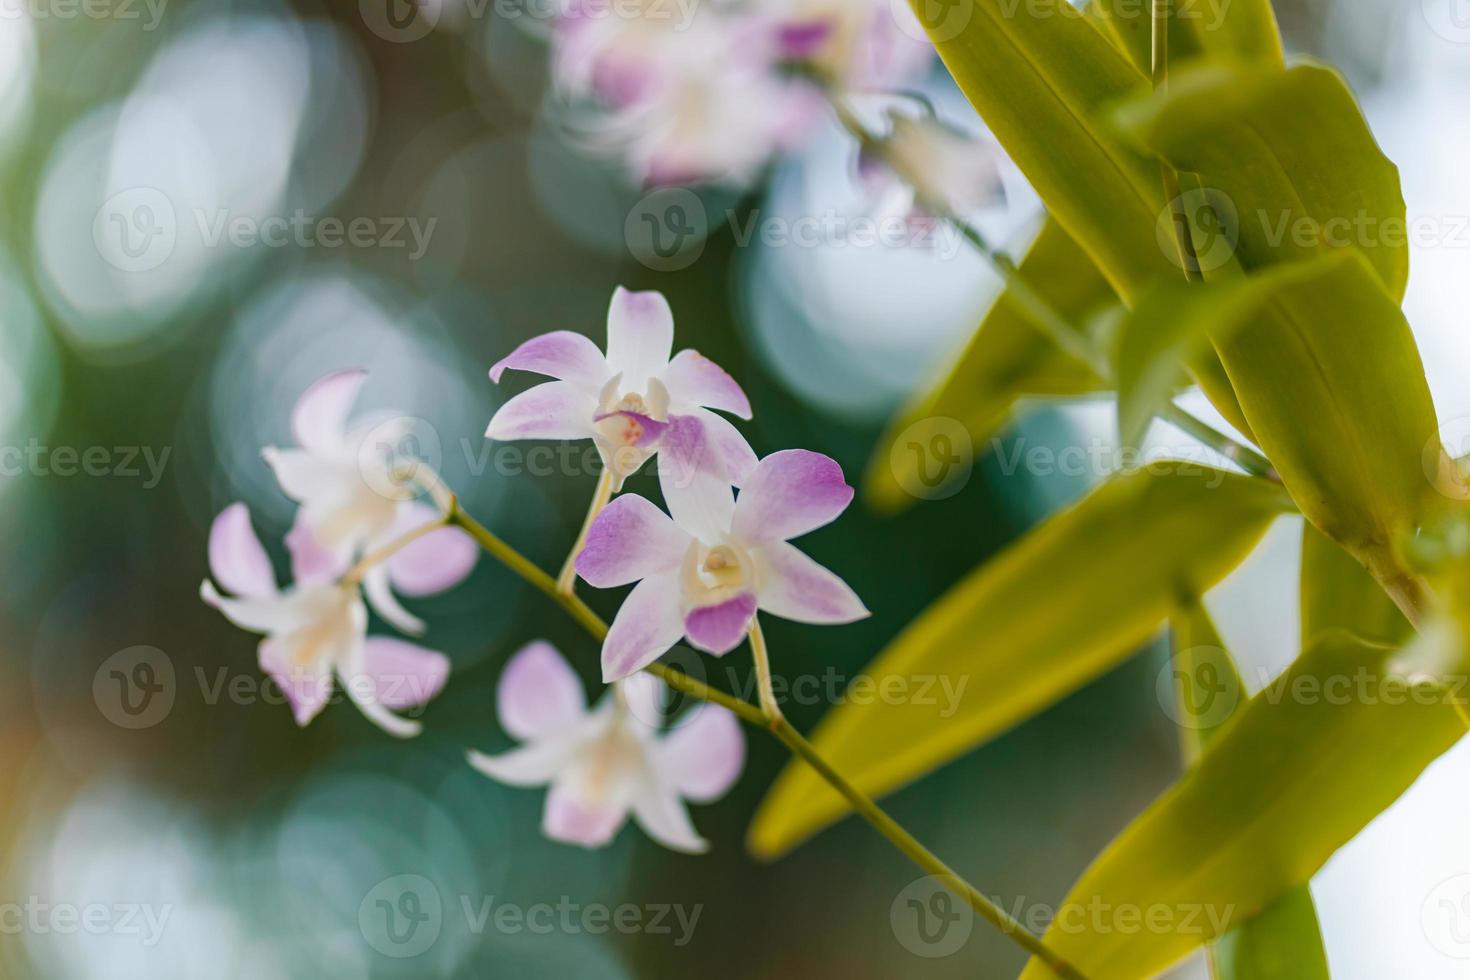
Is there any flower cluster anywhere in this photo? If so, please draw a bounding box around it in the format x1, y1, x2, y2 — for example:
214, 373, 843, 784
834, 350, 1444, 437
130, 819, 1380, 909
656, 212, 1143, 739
552, 0, 934, 186
205, 286, 868, 852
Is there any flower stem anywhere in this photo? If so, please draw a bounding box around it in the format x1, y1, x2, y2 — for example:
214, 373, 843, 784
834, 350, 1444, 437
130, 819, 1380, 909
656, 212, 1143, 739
557, 468, 615, 597
441, 498, 1085, 978
747, 617, 784, 725
340, 516, 449, 588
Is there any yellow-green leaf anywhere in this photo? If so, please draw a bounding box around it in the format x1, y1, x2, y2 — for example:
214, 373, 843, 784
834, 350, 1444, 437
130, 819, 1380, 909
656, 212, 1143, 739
749, 467, 1290, 858
864, 219, 1114, 512
1017, 632, 1465, 979
1114, 61, 1410, 299
1087, 0, 1283, 75
1301, 523, 1414, 648
1210, 251, 1438, 563
912, 0, 1167, 302
1170, 600, 1331, 980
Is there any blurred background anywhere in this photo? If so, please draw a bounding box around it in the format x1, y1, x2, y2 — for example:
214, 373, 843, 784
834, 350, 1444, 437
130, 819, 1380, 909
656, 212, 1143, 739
1, 0, 1469, 976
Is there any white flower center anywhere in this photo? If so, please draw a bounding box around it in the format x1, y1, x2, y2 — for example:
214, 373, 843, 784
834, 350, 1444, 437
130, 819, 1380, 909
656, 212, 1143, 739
594, 375, 671, 482
681, 540, 752, 608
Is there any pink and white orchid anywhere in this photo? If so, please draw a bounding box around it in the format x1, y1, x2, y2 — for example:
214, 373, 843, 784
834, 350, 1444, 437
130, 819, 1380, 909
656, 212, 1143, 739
262, 369, 478, 620
468, 641, 744, 853
487, 286, 758, 494
576, 429, 869, 681
859, 110, 1004, 221
763, 0, 934, 89
200, 503, 451, 737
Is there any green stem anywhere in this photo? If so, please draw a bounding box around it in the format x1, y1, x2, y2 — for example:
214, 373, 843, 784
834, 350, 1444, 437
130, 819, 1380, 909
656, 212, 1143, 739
1158, 403, 1276, 481
443, 499, 1087, 978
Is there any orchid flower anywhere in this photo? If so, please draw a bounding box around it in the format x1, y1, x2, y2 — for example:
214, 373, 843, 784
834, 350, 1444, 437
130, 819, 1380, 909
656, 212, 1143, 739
859, 109, 1004, 221
763, 0, 934, 89
200, 504, 450, 737
262, 369, 478, 628
576, 425, 869, 681
555, 10, 822, 187
468, 641, 744, 853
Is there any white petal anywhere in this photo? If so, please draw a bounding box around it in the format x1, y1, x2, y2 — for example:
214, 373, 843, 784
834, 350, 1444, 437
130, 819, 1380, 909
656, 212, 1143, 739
201, 580, 310, 635
543, 768, 634, 849
601, 572, 687, 681
262, 447, 354, 506
467, 734, 582, 787
344, 680, 423, 738
292, 369, 366, 453
731, 450, 853, 544
629, 773, 709, 854
690, 408, 757, 487
753, 540, 869, 625
485, 381, 598, 442
604, 287, 674, 386
363, 566, 426, 636
657, 415, 735, 544
661, 349, 752, 419
575, 494, 691, 588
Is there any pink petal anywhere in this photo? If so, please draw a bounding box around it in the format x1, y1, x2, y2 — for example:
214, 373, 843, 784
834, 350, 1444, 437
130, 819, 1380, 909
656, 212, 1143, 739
544, 779, 629, 849
659, 705, 744, 803
657, 415, 736, 543
605, 287, 674, 385
661, 350, 752, 419
591, 409, 670, 449
683, 593, 757, 656
355, 636, 451, 710
776, 20, 834, 59
497, 641, 588, 741
576, 495, 691, 588
731, 450, 853, 544
208, 504, 277, 599
485, 381, 597, 442
260, 641, 333, 727
489, 330, 610, 392
386, 503, 478, 597
286, 511, 350, 587
754, 540, 869, 625
601, 572, 687, 681
690, 408, 757, 487
291, 369, 366, 453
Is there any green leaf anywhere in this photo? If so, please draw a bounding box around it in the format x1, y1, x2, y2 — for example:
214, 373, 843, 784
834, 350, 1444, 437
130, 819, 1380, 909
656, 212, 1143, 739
1209, 251, 1438, 561
913, 0, 1167, 302
1301, 523, 1413, 648
864, 219, 1114, 512
1017, 632, 1464, 979
1114, 62, 1410, 299
1088, 0, 1283, 76
1170, 601, 1331, 980
749, 467, 1290, 858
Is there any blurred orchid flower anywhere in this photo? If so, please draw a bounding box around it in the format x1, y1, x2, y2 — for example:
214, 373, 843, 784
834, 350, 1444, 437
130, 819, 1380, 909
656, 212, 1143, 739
765, 0, 934, 89
468, 641, 744, 853
556, 11, 823, 187
487, 286, 757, 493
859, 109, 1004, 220
262, 369, 478, 613
576, 429, 868, 681
200, 504, 450, 737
